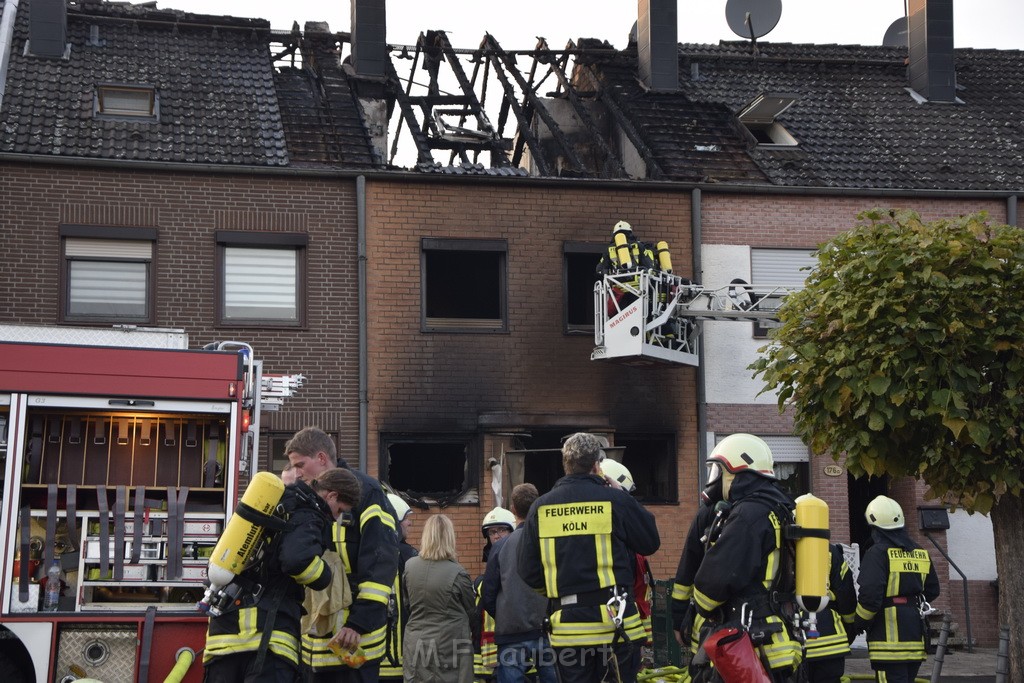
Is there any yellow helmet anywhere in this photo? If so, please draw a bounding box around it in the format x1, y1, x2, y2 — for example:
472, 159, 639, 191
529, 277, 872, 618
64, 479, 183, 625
481, 507, 515, 537
708, 433, 776, 478
387, 493, 411, 522
601, 459, 635, 492
865, 495, 905, 530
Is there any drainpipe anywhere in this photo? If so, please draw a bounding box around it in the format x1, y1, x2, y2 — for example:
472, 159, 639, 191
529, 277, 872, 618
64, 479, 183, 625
0, 0, 20, 112
357, 175, 368, 472
1007, 195, 1018, 227
691, 188, 707, 487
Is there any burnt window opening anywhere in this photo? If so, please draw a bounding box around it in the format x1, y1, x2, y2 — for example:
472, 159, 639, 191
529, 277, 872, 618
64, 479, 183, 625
381, 436, 478, 506
564, 242, 604, 333
615, 433, 677, 503
422, 238, 507, 332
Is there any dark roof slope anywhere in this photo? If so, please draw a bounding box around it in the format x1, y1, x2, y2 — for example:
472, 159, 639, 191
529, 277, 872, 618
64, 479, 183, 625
591, 41, 1024, 190
0, 0, 377, 168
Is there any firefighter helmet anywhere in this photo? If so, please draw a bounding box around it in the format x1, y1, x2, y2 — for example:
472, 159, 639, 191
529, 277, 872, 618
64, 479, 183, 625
387, 493, 411, 522
865, 495, 905, 530
481, 507, 515, 537
601, 459, 636, 492
613, 220, 632, 233
708, 433, 776, 478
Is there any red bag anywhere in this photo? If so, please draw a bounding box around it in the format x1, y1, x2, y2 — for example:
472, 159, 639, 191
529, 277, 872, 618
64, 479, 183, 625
702, 627, 772, 683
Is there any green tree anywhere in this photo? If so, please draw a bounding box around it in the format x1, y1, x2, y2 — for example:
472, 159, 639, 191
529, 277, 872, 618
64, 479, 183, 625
753, 209, 1023, 675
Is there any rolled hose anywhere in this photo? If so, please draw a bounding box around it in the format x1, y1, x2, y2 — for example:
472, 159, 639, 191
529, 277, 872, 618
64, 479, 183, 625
162, 647, 196, 683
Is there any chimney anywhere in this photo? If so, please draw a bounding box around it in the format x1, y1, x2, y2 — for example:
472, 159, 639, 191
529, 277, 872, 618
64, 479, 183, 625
350, 0, 386, 80
30, 0, 68, 58
907, 0, 956, 102
637, 0, 678, 92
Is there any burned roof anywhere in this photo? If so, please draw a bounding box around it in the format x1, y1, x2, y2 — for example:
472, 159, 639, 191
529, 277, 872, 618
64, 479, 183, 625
0, 0, 377, 168
583, 40, 1024, 190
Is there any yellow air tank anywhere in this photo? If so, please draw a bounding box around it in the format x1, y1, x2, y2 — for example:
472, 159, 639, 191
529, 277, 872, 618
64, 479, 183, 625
794, 493, 830, 614
613, 226, 633, 270
656, 241, 673, 273
197, 471, 285, 614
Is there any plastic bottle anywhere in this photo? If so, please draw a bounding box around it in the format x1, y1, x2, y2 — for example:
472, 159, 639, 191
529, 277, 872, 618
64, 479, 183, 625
43, 560, 62, 612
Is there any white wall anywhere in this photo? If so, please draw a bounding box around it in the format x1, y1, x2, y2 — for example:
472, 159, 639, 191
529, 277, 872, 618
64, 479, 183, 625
701, 244, 778, 404
946, 509, 997, 580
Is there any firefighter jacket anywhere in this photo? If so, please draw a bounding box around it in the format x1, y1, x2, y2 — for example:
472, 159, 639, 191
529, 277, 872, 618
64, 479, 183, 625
302, 466, 399, 670
380, 539, 419, 678
518, 473, 661, 648
853, 528, 940, 663
804, 543, 857, 661
205, 482, 334, 667
473, 575, 498, 679
691, 475, 802, 672
671, 502, 716, 655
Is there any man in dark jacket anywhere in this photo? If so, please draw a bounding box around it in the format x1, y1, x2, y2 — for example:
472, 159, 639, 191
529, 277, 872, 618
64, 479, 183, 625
286, 426, 400, 683
850, 495, 940, 683
379, 493, 418, 681
204, 470, 360, 682
690, 433, 802, 682
518, 433, 661, 683
482, 483, 556, 683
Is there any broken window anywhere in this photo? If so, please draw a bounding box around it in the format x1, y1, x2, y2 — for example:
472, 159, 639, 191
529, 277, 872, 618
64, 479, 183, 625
381, 434, 478, 505
564, 242, 604, 333
95, 84, 158, 120
615, 433, 677, 503
422, 238, 507, 332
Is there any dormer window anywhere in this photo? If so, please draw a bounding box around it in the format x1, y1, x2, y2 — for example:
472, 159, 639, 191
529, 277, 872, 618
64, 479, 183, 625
95, 85, 158, 120
738, 93, 798, 146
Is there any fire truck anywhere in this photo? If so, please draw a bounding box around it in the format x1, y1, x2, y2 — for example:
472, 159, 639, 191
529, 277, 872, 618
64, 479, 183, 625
0, 326, 302, 682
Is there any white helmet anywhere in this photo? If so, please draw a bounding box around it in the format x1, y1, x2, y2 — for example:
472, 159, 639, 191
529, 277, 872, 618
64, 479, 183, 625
865, 495, 905, 530
613, 220, 632, 233
387, 493, 411, 522
601, 459, 635, 492
481, 507, 515, 537
708, 433, 776, 478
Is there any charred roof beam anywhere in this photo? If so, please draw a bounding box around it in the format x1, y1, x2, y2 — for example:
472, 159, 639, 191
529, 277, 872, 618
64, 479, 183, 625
484, 34, 588, 176
385, 57, 436, 165
537, 38, 628, 178
579, 59, 665, 180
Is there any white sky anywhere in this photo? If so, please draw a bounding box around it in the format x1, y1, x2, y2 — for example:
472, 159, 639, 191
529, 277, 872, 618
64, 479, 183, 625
154, 0, 1024, 50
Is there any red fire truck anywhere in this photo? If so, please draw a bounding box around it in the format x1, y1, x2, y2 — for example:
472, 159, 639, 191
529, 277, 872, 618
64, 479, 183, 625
0, 327, 301, 682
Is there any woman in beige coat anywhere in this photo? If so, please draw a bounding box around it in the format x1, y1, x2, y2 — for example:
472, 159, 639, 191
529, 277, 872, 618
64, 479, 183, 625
403, 514, 480, 683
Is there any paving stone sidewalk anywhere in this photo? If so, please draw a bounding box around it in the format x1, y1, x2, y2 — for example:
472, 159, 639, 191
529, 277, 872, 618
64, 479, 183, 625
845, 647, 1002, 681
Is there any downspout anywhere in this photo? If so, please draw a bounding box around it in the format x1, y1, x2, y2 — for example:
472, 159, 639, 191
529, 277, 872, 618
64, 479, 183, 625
691, 188, 707, 490
0, 0, 20, 112
1007, 195, 1018, 227
356, 175, 368, 472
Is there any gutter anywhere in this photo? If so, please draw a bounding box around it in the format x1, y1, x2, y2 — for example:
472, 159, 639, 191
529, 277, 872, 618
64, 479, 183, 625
356, 176, 369, 473
691, 188, 708, 492
0, 152, 1021, 200
0, 0, 19, 112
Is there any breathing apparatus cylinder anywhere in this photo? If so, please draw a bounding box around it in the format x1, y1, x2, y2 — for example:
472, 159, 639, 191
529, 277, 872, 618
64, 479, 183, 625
656, 241, 672, 273
613, 224, 633, 270
197, 471, 285, 615
794, 493, 830, 615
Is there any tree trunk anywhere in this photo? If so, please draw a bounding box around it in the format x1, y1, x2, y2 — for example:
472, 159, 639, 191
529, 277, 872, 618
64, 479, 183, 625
991, 494, 1023, 680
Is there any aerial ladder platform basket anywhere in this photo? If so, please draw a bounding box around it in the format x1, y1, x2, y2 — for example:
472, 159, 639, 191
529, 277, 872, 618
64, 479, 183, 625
591, 270, 799, 367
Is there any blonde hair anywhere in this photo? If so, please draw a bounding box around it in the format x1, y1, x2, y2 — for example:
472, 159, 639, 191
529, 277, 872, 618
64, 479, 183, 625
420, 514, 458, 562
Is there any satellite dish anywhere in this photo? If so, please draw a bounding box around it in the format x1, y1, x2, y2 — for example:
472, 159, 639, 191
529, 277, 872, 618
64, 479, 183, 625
882, 16, 908, 47
725, 0, 783, 40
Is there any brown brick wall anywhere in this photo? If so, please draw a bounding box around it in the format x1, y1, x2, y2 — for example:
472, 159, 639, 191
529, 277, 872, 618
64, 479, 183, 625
947, 579, 1001, 648
0, 161, 361, 441
365, 179, 699, 577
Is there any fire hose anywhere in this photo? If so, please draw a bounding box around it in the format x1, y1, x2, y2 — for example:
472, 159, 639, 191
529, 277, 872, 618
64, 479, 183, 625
162, 647, 196, 683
